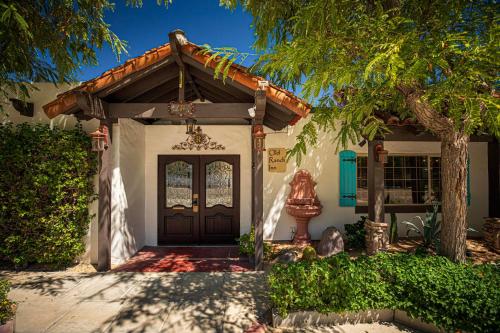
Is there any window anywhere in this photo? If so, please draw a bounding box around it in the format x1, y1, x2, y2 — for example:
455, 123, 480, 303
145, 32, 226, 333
356, 155, 441, 206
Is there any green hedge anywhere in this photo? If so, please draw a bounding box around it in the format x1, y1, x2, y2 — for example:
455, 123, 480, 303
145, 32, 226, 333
269, 253, 500, 333
0, 123, 97, 267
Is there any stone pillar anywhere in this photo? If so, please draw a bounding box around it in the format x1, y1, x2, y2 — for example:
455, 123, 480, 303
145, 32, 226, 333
483, 218, 500, 253
366, 139, 388, 255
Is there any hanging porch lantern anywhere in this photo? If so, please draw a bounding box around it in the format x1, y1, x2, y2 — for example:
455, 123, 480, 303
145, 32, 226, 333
252, 125, 266, 152
375, 143, 388, 164
185, 118, 197, 135
90, 125, 109, 151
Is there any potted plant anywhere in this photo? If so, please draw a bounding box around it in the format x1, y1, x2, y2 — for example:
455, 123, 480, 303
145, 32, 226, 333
0, 279, 16, 333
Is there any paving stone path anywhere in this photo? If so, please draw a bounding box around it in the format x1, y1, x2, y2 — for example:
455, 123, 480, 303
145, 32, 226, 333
2, 271, 418, 333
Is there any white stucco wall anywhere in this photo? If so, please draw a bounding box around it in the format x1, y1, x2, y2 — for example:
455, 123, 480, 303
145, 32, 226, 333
110, 119, 146, 265
264, 120, 489, 240
143, 125, 252, 246
3, 83, 491, 263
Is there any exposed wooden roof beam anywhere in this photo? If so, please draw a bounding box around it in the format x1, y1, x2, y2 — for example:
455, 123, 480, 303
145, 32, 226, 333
96, 57, 174, 98
254, 82, 267, 124
108, 102, 254, 119
104, 65, 178, 102
169, 30, 204, 102
184, 56, 297, 117
188, 66, 252, 101
129, 81, 179, 103
75, 91, 108, 119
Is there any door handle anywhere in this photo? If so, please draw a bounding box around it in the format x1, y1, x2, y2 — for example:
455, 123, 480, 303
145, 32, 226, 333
193, 194, 199, 213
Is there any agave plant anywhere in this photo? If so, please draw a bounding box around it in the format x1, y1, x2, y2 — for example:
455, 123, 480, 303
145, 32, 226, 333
401, 203, 441, 250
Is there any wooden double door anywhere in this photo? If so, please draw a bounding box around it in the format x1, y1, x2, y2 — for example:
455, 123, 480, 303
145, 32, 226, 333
158, 155, 240, 244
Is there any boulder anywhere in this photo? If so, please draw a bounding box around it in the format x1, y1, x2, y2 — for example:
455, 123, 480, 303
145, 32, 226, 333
317, 227, 344, 257
273, 250, 300, 264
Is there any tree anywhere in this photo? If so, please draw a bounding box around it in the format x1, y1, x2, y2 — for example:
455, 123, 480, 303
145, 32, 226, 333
0, 0, 170, 109
218, 0, 499, 262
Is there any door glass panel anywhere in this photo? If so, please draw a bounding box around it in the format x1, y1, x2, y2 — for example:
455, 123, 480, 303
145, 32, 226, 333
166, 161, 193, 208
206, 161, 233, 207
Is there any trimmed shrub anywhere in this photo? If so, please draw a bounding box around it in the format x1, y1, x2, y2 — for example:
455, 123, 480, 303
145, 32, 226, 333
268, 253, 500, 333
0, 123, 97, 267
0, 279, 15, 324
344, 216, 366, 249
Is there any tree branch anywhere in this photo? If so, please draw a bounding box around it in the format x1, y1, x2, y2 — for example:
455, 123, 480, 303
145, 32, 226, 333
396, 85, 453, 137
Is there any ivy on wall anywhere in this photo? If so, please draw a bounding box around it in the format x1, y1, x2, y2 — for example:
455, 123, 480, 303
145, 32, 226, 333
0, 123, 97, 267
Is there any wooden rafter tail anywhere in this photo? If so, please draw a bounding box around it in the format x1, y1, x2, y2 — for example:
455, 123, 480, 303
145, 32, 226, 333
169, 30, 204, 102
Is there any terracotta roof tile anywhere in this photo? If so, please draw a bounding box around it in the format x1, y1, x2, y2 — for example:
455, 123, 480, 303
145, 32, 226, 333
43, 41, 311, 122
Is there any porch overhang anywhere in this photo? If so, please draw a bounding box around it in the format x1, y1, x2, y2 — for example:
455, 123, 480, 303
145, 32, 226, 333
42, 30, 311, 131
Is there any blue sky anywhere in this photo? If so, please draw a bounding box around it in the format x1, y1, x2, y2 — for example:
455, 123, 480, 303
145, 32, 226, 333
78, 1, 256, 81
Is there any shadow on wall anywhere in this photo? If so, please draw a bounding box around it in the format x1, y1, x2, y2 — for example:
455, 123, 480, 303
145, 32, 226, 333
264, 126, 341, 240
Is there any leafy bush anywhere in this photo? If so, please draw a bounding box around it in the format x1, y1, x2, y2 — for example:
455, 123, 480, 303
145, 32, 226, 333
344, 216, 366, 249
301, 246, 316, 261
0, 123, 97, 267
268, 253, 500, 333
0, 279, 15, 325
237, 225, 271, 259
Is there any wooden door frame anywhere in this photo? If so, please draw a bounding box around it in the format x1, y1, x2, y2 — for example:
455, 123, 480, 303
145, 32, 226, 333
157, 154, 240, 245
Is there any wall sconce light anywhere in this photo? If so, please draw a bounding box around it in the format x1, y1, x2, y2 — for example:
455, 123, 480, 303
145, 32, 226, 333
185, 118, 197, 135
375, 143, 388, 164
252, 125, 266, 152
90, 125, 109, 151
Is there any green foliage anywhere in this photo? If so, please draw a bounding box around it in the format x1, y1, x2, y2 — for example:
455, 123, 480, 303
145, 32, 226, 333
0, 123, 97, 267
344, 216, 366, 250
0, 279, 15, 325
219, 0, 499, 158
268, 252, 500, 333
237, 225, 271, 259
301, 246, 316, 262
389, 212, 398, 244
0, 0, 170, 111
401, 203, 441, 249
198, 45, 258, 82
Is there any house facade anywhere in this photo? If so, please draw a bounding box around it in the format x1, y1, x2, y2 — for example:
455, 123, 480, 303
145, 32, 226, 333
4, 31, 498, 269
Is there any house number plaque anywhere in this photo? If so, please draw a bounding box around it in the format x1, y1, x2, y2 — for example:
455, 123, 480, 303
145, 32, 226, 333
268, 148, 287, 173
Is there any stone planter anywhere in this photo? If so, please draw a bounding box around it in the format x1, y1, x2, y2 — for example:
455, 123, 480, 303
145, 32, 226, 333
483, 217, 500, 253
0, 317, 15, 333
365, 219, 389, 255
272, 309, 443, 333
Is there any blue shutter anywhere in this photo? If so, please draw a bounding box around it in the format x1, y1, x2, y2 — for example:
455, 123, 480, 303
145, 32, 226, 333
339, 150, 357, 207
467, 156, 471, 206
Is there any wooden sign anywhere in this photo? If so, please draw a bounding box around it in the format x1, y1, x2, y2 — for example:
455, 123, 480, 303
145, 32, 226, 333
268, 148, 287, 172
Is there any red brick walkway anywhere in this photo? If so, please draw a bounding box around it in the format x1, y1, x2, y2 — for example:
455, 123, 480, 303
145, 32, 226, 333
112, 246, 253, 272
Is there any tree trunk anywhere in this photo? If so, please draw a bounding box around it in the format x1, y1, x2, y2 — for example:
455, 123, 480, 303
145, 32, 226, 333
398, 86, 470, 262
440, 132, 469, 262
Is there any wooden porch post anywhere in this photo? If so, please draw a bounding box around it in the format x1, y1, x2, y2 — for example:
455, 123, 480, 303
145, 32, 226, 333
97, 120, 112, 271
365, 139, 388, 255
252, 86, 267, 271
483, 139, 500, 252
488, 139, 499, 218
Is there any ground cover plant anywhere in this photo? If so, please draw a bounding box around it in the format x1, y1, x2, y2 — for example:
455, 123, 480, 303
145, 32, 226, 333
0, 279, 15, 325
237, 225, 272, 260
0, 123, 97, 267
268, 252, 500, 333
